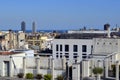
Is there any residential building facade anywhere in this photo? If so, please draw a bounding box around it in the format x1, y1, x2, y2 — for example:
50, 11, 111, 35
53, 39, 93, 62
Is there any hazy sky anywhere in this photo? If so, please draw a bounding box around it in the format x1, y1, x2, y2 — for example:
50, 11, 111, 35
0, 0, 120, 30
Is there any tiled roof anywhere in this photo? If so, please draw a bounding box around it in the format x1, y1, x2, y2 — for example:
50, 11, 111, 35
0, 51, 22, 55
0, 51, 13, 55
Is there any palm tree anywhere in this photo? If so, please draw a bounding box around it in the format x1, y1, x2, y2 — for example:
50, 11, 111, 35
92, 67, 103, 80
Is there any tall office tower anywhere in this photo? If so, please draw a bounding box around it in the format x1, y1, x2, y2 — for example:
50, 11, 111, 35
32, 21, 36, 33
21, 21, 26, 32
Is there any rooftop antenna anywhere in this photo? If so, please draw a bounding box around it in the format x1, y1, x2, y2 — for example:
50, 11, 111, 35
83, 26, 86, 30
116, 24, 118, 27
115, 24, 119, 31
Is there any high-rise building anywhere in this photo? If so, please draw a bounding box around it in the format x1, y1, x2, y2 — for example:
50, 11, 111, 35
32, 21, 36, 33
21, 21, 26, 32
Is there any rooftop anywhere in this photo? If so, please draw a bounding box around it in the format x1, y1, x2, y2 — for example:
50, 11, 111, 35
55, 32, 120, 39
0, 51, 21, 55
55, 33, 107, 39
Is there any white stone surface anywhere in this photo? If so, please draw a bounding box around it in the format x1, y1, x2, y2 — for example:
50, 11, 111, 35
53, 39, 92, 62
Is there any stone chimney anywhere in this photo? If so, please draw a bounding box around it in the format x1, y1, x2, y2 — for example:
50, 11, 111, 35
107, 26, 111, 38
104, 23, 110, 38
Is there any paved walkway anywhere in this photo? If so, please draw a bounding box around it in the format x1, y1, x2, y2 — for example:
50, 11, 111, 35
0, 77, 24, 80
0, 77, 39, 80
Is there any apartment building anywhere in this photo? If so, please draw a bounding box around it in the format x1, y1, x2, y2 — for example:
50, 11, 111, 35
26, 33, 53, 50
92, 38, 120, 63
52, 25, 120, 62
0, 30, 25, 50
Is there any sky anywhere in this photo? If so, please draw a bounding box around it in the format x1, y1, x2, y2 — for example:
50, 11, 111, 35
0, 0, 120, 30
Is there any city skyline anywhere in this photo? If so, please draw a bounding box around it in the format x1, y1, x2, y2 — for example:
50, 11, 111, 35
0, 0, 120, 30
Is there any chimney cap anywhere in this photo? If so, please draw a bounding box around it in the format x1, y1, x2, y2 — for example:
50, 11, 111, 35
104, 23, 110, 27
9, 29, 12, 32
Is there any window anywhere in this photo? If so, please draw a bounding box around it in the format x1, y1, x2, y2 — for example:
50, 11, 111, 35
82, 54, 87, 55
60, 45, 62, 51
56, 44, 59, 51
20, 40, 24, 42
73, 56, 78, 58
60, 55, 62, 58
56, 55, 58, 58
65, 45, 69, 51
65, 53, 69, 55
82, 45, 87, 52
73, 53, 78, 55
73, 53, 78, 59
73, 45, 78, 52
82, 54, 87, 58
65, 55, 69, 58
56, 53, 58, 54
82, 56, 87, 58
91, 45, 93, 54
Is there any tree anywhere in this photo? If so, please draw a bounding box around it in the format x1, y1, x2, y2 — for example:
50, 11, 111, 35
92, 67, 103, 80
44, 74, 52, 80
25, 73, 34, 79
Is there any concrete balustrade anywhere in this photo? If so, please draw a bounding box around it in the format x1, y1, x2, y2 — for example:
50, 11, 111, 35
36, 55, 40, 74
51, 58, 54, 80
9, 56, 13, 77
82, 60, 90, 78
62, 56, 66, 70
105, 59, 108, 78
23, 57, 26, 77
116, 61, 119, 80
72, 63, 80, 80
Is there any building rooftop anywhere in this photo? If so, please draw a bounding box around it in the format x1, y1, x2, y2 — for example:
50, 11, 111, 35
55, 32, 120, 39
0, 51, 22, 55
55, 33, 107, 39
